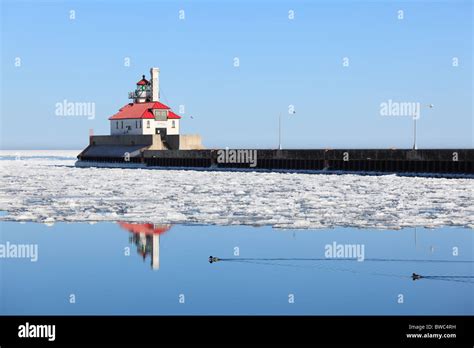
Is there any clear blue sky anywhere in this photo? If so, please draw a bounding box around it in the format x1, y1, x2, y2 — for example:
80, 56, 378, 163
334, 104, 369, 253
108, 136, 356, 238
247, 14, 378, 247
1, 0, 472, 149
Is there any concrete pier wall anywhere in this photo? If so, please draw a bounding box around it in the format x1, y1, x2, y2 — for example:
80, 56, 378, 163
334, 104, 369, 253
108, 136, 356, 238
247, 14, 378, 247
179, 134, 204, 150
78, 134, 204, 159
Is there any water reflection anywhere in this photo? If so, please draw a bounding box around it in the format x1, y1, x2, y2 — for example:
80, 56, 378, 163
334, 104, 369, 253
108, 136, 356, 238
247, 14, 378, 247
118, 222, 172, 270
117, 221, 473, 284
2, 221, 472, 314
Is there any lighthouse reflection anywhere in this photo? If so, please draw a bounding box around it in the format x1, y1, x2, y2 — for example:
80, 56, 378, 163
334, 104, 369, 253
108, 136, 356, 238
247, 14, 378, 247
118, 221, 172, 270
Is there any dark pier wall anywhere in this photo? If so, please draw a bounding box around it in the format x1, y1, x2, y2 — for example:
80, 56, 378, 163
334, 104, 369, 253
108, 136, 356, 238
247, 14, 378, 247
141, 149, 473, 175
144, 150, 212, 168
78, 148, 474, 175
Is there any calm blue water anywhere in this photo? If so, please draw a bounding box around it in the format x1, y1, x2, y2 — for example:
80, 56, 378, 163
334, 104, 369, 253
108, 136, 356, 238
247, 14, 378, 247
0, 221, 472, 315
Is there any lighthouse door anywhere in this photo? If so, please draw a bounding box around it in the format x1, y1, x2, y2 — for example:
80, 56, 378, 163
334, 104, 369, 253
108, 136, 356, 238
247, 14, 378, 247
156, 128, 167, 137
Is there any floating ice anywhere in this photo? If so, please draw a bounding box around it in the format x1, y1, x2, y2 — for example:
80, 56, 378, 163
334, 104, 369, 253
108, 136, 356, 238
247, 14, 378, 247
0, 150, 473, 229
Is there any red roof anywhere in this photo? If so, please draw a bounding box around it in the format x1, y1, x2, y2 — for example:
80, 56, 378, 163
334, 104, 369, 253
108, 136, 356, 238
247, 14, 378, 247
168, 111, 182, 119
118, 222, 171, 235
108, 102, 170, 120
137, 75, 149, 85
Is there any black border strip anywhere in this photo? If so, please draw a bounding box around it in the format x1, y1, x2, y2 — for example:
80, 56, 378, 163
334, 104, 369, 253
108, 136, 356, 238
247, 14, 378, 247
0, 315, 472, 346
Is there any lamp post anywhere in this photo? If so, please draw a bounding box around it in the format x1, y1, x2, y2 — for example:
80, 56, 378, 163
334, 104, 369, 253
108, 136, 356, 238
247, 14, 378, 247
413, 115, 417, 150
412, 104, 433, 150
278, 109, 296, 150
278, 113, 282, 150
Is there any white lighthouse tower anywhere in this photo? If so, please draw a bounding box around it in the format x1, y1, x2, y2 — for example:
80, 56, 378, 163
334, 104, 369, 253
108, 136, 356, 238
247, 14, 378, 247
130, 75, 150, 103
128, 68, 159, 103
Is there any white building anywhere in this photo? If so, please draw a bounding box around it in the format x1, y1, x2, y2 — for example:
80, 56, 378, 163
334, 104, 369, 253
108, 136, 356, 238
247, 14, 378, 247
108, 68, 181, 143
109, 102, 181, 136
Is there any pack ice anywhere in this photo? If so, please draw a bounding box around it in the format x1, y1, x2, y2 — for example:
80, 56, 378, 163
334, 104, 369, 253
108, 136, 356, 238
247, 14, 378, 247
0, 151, 472, 230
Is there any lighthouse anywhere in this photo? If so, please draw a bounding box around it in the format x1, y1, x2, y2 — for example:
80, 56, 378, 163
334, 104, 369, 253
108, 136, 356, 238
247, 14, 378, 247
108, 67, 182, 149
76, 66, 204, 163
133, 74, 150, 103
129, 68, 159, 103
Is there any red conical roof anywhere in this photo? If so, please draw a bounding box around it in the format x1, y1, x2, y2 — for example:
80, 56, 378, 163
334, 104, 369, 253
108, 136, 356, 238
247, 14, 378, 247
137, 75, 149, 85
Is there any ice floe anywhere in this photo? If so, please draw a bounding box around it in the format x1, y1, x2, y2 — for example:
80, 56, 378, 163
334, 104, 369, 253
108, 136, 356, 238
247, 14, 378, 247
0, 151, 473, 229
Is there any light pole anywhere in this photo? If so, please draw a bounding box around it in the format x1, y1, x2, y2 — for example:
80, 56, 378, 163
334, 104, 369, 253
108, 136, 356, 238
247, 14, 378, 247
278, 113, 282, 150
412, 104, 433, 150
278, 110, 296, 150
413, 115, 417, 150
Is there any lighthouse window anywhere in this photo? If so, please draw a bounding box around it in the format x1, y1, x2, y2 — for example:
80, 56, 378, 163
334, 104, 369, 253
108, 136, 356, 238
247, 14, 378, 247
116, 121, 118, 129
172, 120, 176, 128
147, 120, 150, 128
121, 121, 123, 129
